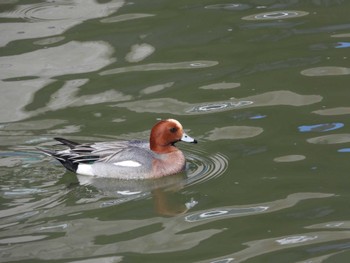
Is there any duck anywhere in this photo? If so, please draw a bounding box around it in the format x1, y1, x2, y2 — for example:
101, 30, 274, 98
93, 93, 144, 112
39, 119, 197, 179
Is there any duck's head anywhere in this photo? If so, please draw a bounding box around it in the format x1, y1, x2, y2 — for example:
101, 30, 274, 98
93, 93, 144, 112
150, 119, 197, 153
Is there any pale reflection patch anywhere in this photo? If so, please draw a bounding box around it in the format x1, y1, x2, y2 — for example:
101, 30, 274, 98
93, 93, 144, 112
276, 235, 318, 245
306, 221, 350, 229
140, 82, 174, 95
49, 125, 81, 135
0, 41, 115, 79
33, 36, 65, 45
206, 126, 263, 140
0, 79, 55, 122
0, 119, 66, 131
68, 256, 123, 263
100, 13, 155, 23
125, 43, 155, 63
331, 33, 350, 38
273, 155, 306, 162
99, 60, 219, 75
113, 91, 322, 115
0, 235, 48, 244
313, 107, 350, 116
199, 82, 241, 90
45, 79, 132, 111
301, 66, 350, 76
0, 0, 124, 47
0, 41, 120, 122
293, 252, 344, 263
307, 134, 350, 144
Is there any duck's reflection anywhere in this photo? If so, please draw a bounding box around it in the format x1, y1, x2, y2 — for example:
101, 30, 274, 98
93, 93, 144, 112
76, 173, 195, 216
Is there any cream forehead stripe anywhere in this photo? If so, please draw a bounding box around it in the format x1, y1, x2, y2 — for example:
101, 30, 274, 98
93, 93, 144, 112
166, 119, 183, 129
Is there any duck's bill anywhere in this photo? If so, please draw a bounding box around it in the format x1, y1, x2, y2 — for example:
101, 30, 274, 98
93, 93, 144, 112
181, 133, 198, 144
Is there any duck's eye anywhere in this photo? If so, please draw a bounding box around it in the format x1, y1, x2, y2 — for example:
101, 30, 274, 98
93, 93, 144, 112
170, 127, 177, 133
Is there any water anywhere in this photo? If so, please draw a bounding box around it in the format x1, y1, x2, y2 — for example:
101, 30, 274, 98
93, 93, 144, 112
1, 0, 350, 262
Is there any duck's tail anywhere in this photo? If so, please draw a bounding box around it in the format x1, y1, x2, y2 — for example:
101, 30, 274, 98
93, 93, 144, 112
54, 137, 79, 148
37, 137, 80, 173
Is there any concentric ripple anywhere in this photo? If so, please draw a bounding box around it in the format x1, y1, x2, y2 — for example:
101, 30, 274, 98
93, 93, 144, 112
187, 101, 253, 113
183, 146, 229, 186
3, 2, 77, 22
242, 10, 309, 21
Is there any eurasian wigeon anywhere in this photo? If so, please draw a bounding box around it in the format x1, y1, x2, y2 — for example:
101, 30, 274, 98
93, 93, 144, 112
40, 119, 197, 179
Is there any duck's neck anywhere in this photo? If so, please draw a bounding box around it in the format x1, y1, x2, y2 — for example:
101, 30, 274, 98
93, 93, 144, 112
150, 139, 178, 154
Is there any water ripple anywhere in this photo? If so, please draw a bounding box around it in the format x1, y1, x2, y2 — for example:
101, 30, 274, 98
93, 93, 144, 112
1, 2, 76, 22
205, 3, 251, 11
242, 10, 309, 21
187, 101, 253, 113
185, 148, 229, 187
185, 192, 333, 223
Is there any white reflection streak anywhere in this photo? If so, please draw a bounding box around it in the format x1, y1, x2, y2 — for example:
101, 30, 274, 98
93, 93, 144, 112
276, 235, 318, 245
185, 206, 269, 222
185, 192, 333, 223
99, 60, 219, 75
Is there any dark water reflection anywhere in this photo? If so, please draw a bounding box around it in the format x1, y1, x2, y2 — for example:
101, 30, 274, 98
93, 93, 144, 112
2, 0, 350, 262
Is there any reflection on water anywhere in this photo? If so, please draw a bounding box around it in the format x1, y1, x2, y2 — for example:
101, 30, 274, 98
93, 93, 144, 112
206, 230, 350, 263
273, 154, 306, 162
125, 43, 155, 63
185, 193, 333, 223
307, 134, 350, 144
198, 82, 241, 90
313, 107, 350, 116
184, 149, 229, 186
100, 13, 155, 23
1, 41, 115, 79
298, 123, 344, 132
1, 0, 350, 262
0, 192, 333, 261
192, 193, 350, 263
140, 82, 174, 95
205, 126, 263, 140
114, 90, 322, 115
0, 0, 124, 47
301, 66, 350, 76
33, 36, 65, 45
242, 10, 309, 21
204, 3, 251, 11
185, 206, 269, 223
188, 101, 253, 113
0, 41, 117, 122
99, 60, 219, 75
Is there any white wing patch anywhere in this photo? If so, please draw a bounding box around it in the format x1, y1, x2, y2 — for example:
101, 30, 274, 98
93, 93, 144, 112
113, 160, 142, 167
76, 164, 94, 176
